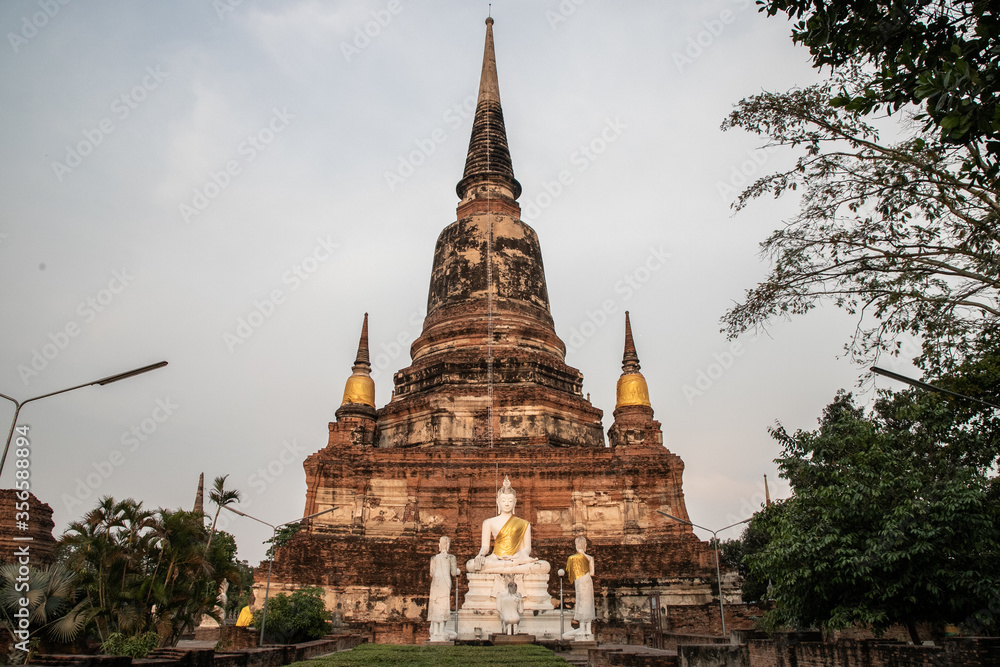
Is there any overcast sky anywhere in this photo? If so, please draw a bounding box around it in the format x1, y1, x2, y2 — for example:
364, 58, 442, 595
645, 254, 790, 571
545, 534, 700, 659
0, 1, 905, 565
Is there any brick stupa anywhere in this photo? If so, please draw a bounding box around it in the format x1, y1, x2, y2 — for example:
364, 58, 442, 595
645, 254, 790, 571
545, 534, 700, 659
260, 18, 729, 636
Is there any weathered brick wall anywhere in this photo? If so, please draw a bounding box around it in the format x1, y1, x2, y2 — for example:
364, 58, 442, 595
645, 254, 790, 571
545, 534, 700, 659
678, 645, 749, 667
0, 490, 56, 568
589, 646, 679, 667
747, 636, 1000, 667
372, 621, 426, 644
216, 625, 258, 651
658, 604, 762, 637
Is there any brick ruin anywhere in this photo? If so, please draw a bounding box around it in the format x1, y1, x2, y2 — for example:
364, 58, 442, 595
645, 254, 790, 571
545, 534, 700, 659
257, 17, 735, 635
0, 490, 57, 568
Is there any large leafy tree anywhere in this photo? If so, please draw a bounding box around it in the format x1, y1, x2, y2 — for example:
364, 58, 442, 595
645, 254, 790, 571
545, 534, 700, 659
721, 78, 999, 369
750, 350, 1000, 642
724, 2, 1000, 369
720, 504, 784, 605
758, 0, 1000, 164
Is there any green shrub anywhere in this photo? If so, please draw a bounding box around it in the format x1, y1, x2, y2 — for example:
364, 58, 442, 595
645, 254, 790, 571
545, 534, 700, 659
252, 586, 331, 644
100, 631, 160, 658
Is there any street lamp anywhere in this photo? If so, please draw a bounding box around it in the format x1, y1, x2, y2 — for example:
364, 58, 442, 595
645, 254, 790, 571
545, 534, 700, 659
557, 568, 566, 639
657, 511, 750, 638
453, 562, 460, 639
871, 366, 1000, 410
0, 361, 168, 478
225, 505, 338, 646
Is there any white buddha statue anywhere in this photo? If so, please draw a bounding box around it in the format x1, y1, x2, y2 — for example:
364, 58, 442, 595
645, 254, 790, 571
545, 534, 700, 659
466, 476, 550, 575
562, 536, 596, 641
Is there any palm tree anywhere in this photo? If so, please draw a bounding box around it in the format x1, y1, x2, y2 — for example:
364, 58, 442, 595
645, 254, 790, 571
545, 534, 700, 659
61, 497, 159, 641
206, 475, 241, 550
0, 563, 96, 664
152, 509, 216, 645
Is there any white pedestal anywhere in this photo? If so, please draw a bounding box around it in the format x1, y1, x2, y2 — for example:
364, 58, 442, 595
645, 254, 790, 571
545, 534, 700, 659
457, 571, 560, 641
457, 608, 564, 641
462, 572, 554, 611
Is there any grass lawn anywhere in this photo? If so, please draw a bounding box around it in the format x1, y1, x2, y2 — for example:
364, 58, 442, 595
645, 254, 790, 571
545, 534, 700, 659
290, 643, 571, 666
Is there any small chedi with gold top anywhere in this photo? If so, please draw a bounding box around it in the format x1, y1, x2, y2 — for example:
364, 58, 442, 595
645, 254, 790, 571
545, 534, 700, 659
258, 17, 739, 639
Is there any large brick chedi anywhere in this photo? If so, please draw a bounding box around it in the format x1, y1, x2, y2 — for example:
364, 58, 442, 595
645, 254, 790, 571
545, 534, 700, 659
261, 17, 726, 630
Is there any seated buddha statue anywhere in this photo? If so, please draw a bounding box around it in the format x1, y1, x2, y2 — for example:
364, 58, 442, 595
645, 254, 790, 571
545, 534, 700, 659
466, 476, 550, 575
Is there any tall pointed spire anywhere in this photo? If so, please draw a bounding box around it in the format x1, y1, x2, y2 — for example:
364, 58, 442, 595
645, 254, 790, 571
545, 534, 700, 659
456, 17, 521, 201
355, 312, 370, 367
615, 311, 651, 409
193, 472, 204, 516
341, 313, 375, 409
622, 311, 641, 374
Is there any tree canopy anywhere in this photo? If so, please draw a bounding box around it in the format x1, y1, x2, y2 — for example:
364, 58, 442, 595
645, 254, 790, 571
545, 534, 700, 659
722, 2, 999, 368
748, 350, 1000, 641
759, 0, 1000, 167
722, 69, 998, 370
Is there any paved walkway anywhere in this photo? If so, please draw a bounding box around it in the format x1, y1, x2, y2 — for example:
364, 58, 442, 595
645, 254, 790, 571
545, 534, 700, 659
175, 640, 219, 649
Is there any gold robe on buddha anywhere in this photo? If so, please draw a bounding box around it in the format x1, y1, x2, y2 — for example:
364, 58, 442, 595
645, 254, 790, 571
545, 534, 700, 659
492, 515, 529, 558
565, 552, 590, 584
565, 552, 595, 623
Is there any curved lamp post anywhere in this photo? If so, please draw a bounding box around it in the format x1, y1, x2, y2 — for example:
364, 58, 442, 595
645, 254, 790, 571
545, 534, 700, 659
225, 505, 338, 646
557, 568, 566, 639
657, 511, 749, 638
0, 361, 168, 479
871, 366, 1000, 410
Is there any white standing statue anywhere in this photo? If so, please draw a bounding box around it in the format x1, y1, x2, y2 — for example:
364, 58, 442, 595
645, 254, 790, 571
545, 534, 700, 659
563, 536, 596, 641
428, 535, 459, 641
218, 579, 229, 618
496, 580, 524, 635
466, 476, 550, 576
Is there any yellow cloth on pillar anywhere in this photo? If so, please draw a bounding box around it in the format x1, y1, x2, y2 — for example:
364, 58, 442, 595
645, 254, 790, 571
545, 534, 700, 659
566, 552, 590, 584
235, 606, 253, 627
493, 515, 529, 557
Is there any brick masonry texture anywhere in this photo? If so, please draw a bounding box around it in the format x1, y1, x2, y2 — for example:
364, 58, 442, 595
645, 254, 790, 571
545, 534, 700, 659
0, 489, 56, 567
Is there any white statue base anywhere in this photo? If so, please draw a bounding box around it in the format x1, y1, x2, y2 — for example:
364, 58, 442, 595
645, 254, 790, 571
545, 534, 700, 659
457, 608, 564, 641
462, 572, 554, 611
457, 572, 561, 640
563, 627, 595, 642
